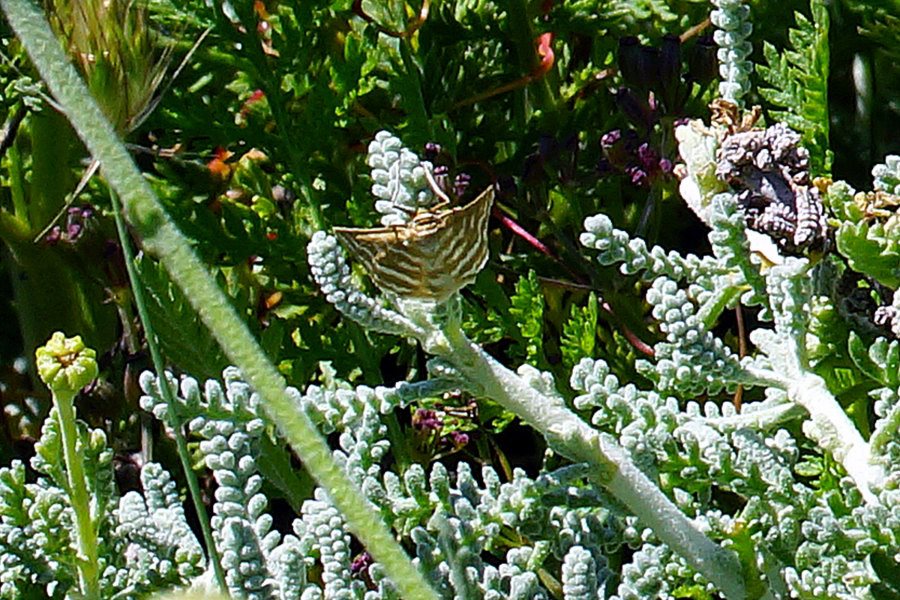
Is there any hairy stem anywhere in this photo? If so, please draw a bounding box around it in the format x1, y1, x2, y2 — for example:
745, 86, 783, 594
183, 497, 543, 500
788, 373, 880, 504
109, 189, 229, 593
438, 316, 749, 599
53, 391, 100, 598
1, 2, 438, 597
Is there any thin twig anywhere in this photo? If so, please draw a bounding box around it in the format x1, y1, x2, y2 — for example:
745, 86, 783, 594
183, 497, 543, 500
0, 103, 27, 158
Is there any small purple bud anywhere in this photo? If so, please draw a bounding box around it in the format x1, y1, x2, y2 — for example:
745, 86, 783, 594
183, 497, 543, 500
453, 172, 471, 200
600, 129, 622, 149
448, 431, 469, 448
351, 552, 373, 575
66, 222, 83, 240
658, 158, 674, 174
433, 165, 451, 196
626, 165, 649, 187
45, 226, 62, 245
423, 142, 441, 162
637, 142, 659, 171
412, 409, 442, 432
600, 128, 632, 168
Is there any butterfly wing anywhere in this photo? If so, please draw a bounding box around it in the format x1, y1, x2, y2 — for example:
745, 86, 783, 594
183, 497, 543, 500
333, 186, 494, 302
423, 186, 494, 299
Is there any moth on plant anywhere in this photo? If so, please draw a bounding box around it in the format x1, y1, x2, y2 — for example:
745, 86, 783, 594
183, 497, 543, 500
334, 186, 494, 304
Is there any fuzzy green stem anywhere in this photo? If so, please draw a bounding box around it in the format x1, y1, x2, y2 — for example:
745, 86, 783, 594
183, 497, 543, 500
108, 188, 229, 594
53, 390, 100, 598
438, 316, 749, 599
0, 2, 437, 597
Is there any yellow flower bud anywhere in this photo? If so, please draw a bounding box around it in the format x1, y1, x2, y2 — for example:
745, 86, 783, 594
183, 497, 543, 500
35, 332, 99, 395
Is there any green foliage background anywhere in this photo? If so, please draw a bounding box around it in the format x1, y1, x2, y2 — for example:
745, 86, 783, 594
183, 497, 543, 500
0, 1, 898, 591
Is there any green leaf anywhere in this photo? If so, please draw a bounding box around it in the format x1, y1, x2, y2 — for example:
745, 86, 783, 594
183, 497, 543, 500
848, 332, 900, 387
508, 270, 545, 365
134, 254, 230, 381
256, 434, 314, 513
834, 219, 900, 288
871, 550, 900, 599
561, 292, 599, 371
757, 0, 832, 175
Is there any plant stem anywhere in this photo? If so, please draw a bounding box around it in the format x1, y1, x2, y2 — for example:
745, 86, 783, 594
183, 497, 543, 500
438, 317, 749, 599
53, 391, 100, 599
1, 3, 438, 597
109, 188, 229, 594
788, 373, 880, 504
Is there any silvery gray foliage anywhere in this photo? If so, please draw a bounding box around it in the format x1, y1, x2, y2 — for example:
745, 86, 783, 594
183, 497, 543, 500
872, 155, 900, 195
138, 366, 640, 599
367, 130, 438, 225
0, 412, 205, 599
302, 128, 900, 596
710, 0, 754, 104
307, 230, 425, 338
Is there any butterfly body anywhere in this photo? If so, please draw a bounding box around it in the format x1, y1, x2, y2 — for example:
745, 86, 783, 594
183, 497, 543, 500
334, 187, 494, 303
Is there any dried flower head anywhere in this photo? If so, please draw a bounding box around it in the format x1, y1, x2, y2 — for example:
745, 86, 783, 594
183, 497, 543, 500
715, 123, 829, 253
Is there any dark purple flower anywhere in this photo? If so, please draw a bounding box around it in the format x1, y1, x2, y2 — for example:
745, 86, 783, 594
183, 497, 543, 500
433, 164, 451, 196
658, 34, 683, 111
351, 552, 373, 576
423, 142, 441, 162
625, 165, 649, 187
600, 128, 633, 168
45, 226, 62, 245
617, 37, 643, 89
412, 409, 442, 432
637, 142, 659, 171
447, 430, 470, 448
600, 129, 622, 149
453, 173, 471, 200
66, 222, 83, 240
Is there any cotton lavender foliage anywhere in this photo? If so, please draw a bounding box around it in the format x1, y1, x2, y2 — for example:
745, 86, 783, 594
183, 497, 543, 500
0, 411, 205, 599
368, 130, 439, 225
710, 0, 754, 105
136, 368, 648, 599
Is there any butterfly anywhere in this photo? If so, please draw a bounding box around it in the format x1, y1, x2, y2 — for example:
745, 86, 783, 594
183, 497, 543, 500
334, 186, 494, 303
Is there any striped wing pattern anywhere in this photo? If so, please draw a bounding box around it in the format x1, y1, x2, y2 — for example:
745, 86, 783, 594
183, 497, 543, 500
334, 186, 494, 303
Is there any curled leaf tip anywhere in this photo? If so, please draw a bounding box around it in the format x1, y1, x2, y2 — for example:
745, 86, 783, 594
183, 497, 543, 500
35, 332, 99, 394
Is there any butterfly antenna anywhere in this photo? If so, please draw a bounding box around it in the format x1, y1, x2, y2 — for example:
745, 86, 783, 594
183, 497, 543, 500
423, 165, 451, 206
